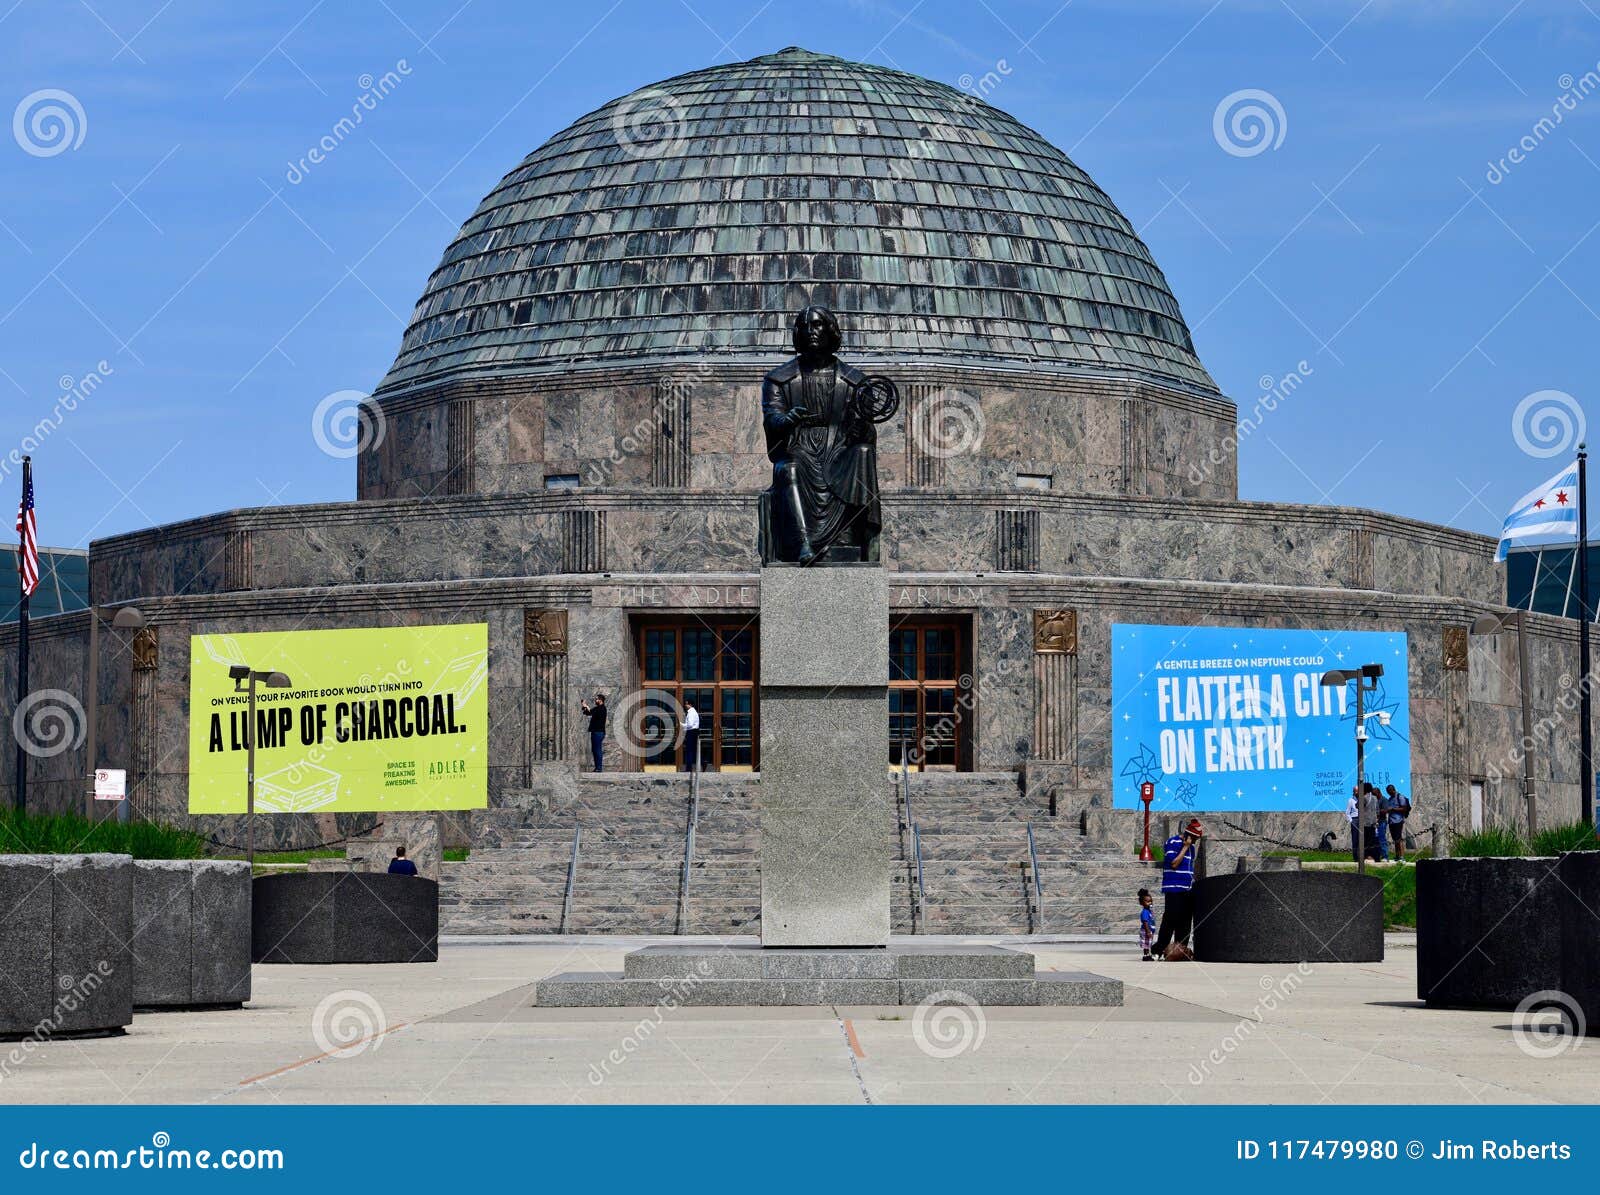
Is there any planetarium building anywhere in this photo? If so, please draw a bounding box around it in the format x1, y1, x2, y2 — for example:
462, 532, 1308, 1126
4, 48, 1589, 934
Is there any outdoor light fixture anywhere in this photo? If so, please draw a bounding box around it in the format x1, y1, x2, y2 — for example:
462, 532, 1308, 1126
1321, 661, 1388, 875
229, 662, 294, 865
1470, 612, 1538, 838
83, 604, 148, 822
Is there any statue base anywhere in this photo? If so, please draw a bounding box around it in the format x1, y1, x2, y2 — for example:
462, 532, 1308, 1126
531, 943, 1123, 1007
757, 564, 890, 946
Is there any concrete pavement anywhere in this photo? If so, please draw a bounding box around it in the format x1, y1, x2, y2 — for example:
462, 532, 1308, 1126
0, 934, 1593, 1104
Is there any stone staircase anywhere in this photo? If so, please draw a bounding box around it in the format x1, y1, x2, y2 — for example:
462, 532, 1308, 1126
440, 770, 1159, 936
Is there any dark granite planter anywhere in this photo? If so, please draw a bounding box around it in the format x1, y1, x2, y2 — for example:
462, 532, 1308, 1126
0, 854, 134, 1040
1194, 870, 1383, 963
1415, 857, 1560, 1009
132, 860, 252, 1008
1557, 851, 1600, 1036
252, 872, 438, 964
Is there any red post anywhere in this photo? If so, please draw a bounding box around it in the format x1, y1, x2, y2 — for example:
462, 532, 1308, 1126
1139, 782, 1155, 861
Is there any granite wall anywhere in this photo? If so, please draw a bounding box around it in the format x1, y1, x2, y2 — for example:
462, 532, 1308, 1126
357, 362, 1240, 503
5, 568, 1594, 855
85, 489, 1501, 610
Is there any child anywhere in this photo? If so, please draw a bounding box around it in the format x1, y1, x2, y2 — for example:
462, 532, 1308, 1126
1138, 888, 1156, 961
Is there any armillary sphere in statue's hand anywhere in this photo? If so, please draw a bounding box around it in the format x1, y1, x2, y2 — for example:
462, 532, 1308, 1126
848, 375, 900, 424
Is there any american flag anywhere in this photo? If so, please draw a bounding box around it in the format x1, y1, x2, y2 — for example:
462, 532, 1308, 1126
15, 467, 37, 598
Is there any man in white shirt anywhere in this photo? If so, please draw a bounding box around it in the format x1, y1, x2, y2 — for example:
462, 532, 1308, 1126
1346, 786, 1361, 862
683, 703, 702, 772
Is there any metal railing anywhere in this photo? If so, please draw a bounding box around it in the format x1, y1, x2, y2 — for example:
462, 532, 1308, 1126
912, 825, 926, 929
676, 764, 701, 935
560, 826, 581, 933
898, 744, 928, 933
1026, 823, 1044, 934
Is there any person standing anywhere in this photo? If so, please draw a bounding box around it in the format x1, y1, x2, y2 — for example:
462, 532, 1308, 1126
682, 702, 701, 772
1152, 819, 1203, 959
387, 846, 418, 876
1346, 785, 1362, 862
581, 693, 608, 772
1137, 888, 1157, 961
1362, 782, 1384, 861
1385, 783, 1412, 860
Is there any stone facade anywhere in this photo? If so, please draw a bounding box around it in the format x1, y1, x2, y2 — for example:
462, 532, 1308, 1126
357, 365, 1239, 503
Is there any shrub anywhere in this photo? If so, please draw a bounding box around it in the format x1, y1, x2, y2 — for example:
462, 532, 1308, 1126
1532, 820, 1600, 857
0, 808, 207, 860
1450, 826, 1529, 857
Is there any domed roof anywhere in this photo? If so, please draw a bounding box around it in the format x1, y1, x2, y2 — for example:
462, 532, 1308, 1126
376, 47, 1217, 396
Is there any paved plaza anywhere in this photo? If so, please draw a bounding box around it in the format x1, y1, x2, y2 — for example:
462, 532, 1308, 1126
1, 934, 1593, 1105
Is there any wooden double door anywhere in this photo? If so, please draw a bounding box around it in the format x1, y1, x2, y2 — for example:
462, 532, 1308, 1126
633, 614, 971, 772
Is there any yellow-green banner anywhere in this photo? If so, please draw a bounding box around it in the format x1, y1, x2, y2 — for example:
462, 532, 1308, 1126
187, 623, 489, 814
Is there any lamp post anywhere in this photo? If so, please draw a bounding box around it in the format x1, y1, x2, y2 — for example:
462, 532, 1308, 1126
83, 605, 147, 821
1138, 780, 1155, 861
1472, 612, 1538, 840
230, 664, 292, 866
1321, 663, 1386, 876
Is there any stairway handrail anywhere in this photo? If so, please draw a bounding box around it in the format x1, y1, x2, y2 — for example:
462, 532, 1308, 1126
1026, 822, 1044, 933
560, 826, 581, 933
676, 765, 701, 935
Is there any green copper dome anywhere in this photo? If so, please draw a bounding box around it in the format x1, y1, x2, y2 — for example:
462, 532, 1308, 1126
376, 47, 1218, 396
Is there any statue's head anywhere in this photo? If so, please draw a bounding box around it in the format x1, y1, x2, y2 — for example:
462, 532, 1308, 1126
792, 305, 841, 357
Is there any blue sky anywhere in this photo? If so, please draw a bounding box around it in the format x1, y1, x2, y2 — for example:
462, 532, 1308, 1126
1, 0, 1597, 547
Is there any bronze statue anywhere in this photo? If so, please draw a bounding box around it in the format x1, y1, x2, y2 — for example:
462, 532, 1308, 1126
760, 306, 898, 565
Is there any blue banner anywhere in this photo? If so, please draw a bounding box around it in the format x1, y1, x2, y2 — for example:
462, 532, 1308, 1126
1111, 624, 1410, 811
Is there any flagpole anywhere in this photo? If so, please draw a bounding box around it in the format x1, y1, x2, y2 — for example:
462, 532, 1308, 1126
13, 456, 29, 816
1580, 444, 1592, 826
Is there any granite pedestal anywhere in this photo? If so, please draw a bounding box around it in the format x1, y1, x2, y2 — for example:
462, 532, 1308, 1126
533, 943, 1123, 1007
1194, 871, 1383, 963
757, 564, 891, 947
1416, 857, 1561, 1009
0, 854, 133, 1040
251, 872, 438, 964
133, 860, 252, 1008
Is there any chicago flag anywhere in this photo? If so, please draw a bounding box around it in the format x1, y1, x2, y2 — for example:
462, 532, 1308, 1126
1495, 463, 1579, 562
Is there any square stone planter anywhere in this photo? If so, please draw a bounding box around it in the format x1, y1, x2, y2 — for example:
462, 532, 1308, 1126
1416, 857, 1561, 1009
1557, 851, 1600, 1035
0, 854, 133, 1040
1194, 870, 1383, 962
132, 860, 252, 1008
252, 872, 438, 964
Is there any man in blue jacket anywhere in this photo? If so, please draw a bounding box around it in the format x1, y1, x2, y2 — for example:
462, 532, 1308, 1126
1152, 818, 1203, 958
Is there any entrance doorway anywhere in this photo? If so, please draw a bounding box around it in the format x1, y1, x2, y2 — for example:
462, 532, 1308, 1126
635, 618, 758, 771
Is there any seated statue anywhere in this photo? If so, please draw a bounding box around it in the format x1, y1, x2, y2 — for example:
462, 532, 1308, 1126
760, 305, 887, 565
